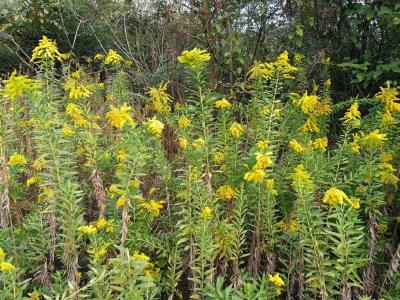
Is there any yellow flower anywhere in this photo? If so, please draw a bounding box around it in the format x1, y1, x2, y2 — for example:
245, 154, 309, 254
147, 82, 173, 112
291, 164, 314, 190
145, 117, 164, 137
62, 124, 74, 137
104, 49, 123, 65
116, 195, 128, 209
293, 92, 319, 114
117, 148, 127, 163
31, 36, 67, 62
289, 139, 306, 153
268, 273, 285, 287
312, 137, 328, 151
200, 206, 212, 220
300, 115, 321, 134
248, 51, 296, 81
178, 115, 190, 128
133, 251, 150, 262
348, 196, 360, 209
0, 248, 5, 260
140, 200, 166, 217
277, 219, 298, 233
78, 225, 97, 235
0, 262, 14, 272
229, 122, 244, 138
265, 179, 278, 195
193, 138, 205, 150
323, 188, 348, 206
244, 169, 266, 183
177, 48, 210, 70
248, 61, 274, 80
106, 103, 135, 129
375, 82, 400, 122
275, 288, 282, 296
253, 152, 273, 169
361, 129, 387, 149
179, 137, 188, 149
215, 98, 232, 109
64, 76, 92, 100
28, 288, 40, 300
341, 103, 361, 126
216, 185, 236, 201
26, 177, 38, 187
256, 140, 270, 150
2, 71, 41, 101
380, 163, 398, 185
8, 153, 27, 166
94, 53, 104, 60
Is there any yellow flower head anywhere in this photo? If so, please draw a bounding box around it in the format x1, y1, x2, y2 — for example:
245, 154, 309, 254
106, 103, 135, 129
229, 122, 244, 138
133, 251, 150, 262
179, 137, 188, 149
323, 188, 348, 206
348, 196, 360, 209
248, 51, 296, 81
0, 262, 14, 272
178, 115, 190, 128
64, 75, 92, 100
254, 152, 273, 169
214, 151, 225, 164
277, 219, 298, 232
200, 206, 212, 220
104, 49, 123, 65
244, 169, 266, 183
26, 176, 38, 187
268, 273, 285, 287
2, 71, 41, 101
359, 129, 387, 150
256, 140, 271, 150
248, 61, 274, 80
312, 137, 328, 151
116, 195, 129, 209
62, 124, 74, 137
215, 98, 232, 109
289, 139, 306, 153
147, 82, 172, 112
193, 138, 205, 150
216, 185, 236, 201
380, 163, 399, 185
78, 225, 97, 235
178, 48, 210, 70
341, 103, 361, 126
140, 200, 166, 217
31, 36, 67, 62
145, 117, 164, 137
8, 153, 27, 166
291, 164, 314, 190
293, 92, 319, 114
0, 248, 5, 260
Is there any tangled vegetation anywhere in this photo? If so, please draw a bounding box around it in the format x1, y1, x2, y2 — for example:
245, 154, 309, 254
0, 13, 399, 300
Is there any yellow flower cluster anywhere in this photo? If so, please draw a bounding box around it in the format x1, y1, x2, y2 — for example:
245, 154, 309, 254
200, 206, 212, 220
65, 103, 89, 127
289, 137, 328, 153
289, 139, 306, 153
106, 103, 135, 129
145, 117, 164, 137
104, 49, 123, 65
268, 273, 285, 287
253, 152, 273, 169
0, 247, 14, 272
178, 115, 190, 128
291, 164, 314, 190
193, 138, 205, 150
322, 188, 360, 208
26, 176, 38, 187
277, 219, 298, 233
257, 140, 270, 149
341, 103, 361, 127
244, 169, 266, 183
179, 137, 188, 149
95, 218, 114, 233
265, 179, 278, 195
215, 98, 232, 109
31, 36, 67, 63
78, 224, 97, 235
177, 48, 210, 70
350, 129, 387, 153
229, 122, 244, 138
216, 185, 236, 201
147, 82, 173, 112
37, 186, 55, 204
2, 71, 41, 101
375, 81, 400, 125
293, 92, 319, 114
64, 71, 92, 100
379, 160, 398, 185
249, 51, 297, 81
140, 200, 166, 217
8, 153, 27, 166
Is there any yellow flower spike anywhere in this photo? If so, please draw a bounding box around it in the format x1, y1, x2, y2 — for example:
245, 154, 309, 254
179, 137, 188, 149
106, 103, 136, 129
64, 75, 92, 100
268, 273, 285, 287
146, 82, 173, 112
291, 164, 314, 190
253, 152, 273, 169
323, 188, 348, 206
289, 139, 306, 153
8, 153, 27, 166
62, 124, 74, 137
139, 199, 166, 217
312, 137, 328, 151
215, 98, 232, 109
94, 53, 104, 60
178, 115, 190, 128
293, 92, 319, 114
348, 196, 361, 209
0, 247, 5, 260
116, 195, 128, 209
229, 122, 244, 138
216, 185, 236, 201
28, 288, 40, 300
104, 49, 123, 65
177, 48, 210, 70
26, 177, 38, 187
200, 206, 212, 220
193, 138, 205, 150
244, 169, 266, 183
214, 151, 225, 164
145, 117, 164, 137
341, 103, 361, 126
78, 225, 97, 235
133, 251, 150, 262
2, 70, 41, 101
0, 262, 14, 272
256, 140, 271, 150
31, 36, 67, 62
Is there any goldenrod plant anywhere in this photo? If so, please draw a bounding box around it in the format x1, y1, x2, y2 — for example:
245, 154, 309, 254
0, 36, 400, 300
